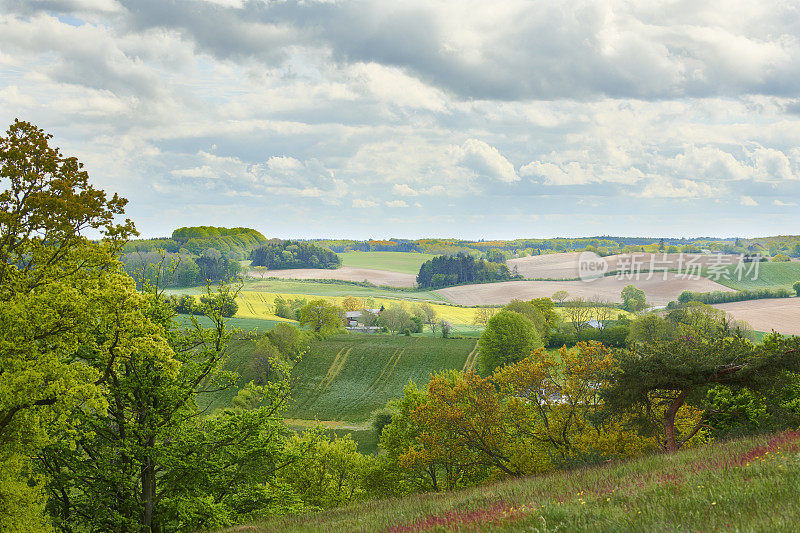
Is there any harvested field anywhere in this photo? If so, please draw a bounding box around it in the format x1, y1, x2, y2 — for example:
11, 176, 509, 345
712, 298, 800, 335
508, 252, 745, 280
507, 252, 584, 279
247, 266, 417, 288
436, 273, 735, 306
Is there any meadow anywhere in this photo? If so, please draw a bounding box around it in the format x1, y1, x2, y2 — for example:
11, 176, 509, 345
338, 251, 436, 274
230, 430, 800, 532
286, 334, 478, 422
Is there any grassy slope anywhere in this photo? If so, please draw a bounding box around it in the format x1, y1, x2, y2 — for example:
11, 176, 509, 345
197, 333, 477, 421
286, 334, 477, 422
233, 430, 800, 533
338, 251, 436, 275
702, 261, 800, 291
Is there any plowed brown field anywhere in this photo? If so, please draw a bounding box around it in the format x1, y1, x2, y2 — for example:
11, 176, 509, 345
247, 266, 417, 288
436, 273, 735, 306
712, 298, 800, 335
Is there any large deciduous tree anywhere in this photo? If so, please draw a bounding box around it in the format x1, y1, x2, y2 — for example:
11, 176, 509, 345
0, 120, 135, 529
478, 311, 542, 372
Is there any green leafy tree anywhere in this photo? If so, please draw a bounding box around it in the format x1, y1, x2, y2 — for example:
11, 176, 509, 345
40, 283, 302, 531
299, 299, 345, 337
0, 120, 135, 529
279, 427, 369, 509
794, 280, 800, 296
418, 303, 438, 336
379, 306, 412, 335
621, 285, 647, 312
478, 311, 542, 372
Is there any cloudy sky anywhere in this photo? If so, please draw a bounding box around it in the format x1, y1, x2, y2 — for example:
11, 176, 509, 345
1, 0, 799, 239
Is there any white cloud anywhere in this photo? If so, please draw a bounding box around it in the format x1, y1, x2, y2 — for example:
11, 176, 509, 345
267, 155, 304, 173
392, 183, 418, 196
458, 138, 518, 183
774, 199, 797, 206
740, 195, 758, 206
352, 198, 378, 208
385, 200, 409, 208
639, 179, 719, 199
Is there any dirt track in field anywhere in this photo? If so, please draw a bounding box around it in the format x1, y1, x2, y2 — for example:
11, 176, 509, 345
712, 298, 800, 335
508, 252, 746, 280
436, 273, 735, 306
246, 266, 417, 288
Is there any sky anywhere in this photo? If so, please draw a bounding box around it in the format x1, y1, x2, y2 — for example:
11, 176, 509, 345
1, 0, 799, 240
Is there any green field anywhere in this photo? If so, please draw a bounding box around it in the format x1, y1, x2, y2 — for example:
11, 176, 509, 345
242, 278, 446, 301
174, 314, 284, 332
286, 334, 478, 422
338, 251, 435, 274
232, 430, 800, 533
703, 261, 800, 291
197, 333, 478, 421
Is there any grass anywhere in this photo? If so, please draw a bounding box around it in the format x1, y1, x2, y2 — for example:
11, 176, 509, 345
703, 261, 800, 291
230, 430, 800, 532
241, 278, 447, 301
197, 332, 476, 420
286, 334, 477, 422
338, 251, 436, 275
173, 314, 285, 332
235, 291, 481, 325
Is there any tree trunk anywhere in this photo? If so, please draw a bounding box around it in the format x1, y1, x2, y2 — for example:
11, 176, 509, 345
663, 390, 688, 453
141, 444, 156, 532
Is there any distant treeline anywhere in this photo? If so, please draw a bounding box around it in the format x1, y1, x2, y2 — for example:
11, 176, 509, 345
123, 226, 268, 260
121, 226, 261, 288
121, 249, 241, 288
417, 253, 517, 288
315, 235, 800, 258
250, 240, 341, 269
673, 288, 793, 306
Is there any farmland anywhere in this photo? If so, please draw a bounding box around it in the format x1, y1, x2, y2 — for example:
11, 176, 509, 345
248, 265, 417, 287
235, 290, 482, 325
712, 297, 800, 335
241, 278, 445, 301
508, 252, 750, 281
197, 333, 478, 421
437, 273, 734, 306
286, 334, 477, 422
233, 430, 800, 533
338, 251, 436, 274
704, 261, 800, 291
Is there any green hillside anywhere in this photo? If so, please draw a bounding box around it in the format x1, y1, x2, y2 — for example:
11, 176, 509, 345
338, 251, 436, 274
230, 430, 800, 533
287, 334, 477, 422
197, 333, 477, 420
703, 261, 800, 291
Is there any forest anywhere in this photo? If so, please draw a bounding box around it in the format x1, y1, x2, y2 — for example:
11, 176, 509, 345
249, 240, 341, 269
416, 252, 518, 288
